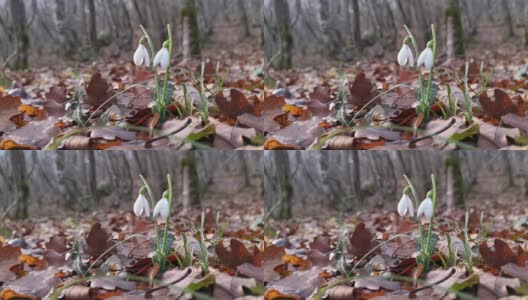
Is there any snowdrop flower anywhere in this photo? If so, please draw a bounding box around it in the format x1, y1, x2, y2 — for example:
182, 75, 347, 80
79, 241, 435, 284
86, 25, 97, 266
417, 41, 434, 71
133, 188, 150, 217
397, 188, 414, 217
417, 192, 434, 219
153, 41, 170, 70
153, 192, 170, 220
397, 38, 414, 67
133, 38, 150, 67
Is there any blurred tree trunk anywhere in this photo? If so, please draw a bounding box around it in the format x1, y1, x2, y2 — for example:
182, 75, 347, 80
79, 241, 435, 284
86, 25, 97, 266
276, 151, 292, 219
181, 152, 201, 211
182, 0, 201, 64
352, 151, 362, 206
503, 152, 514, 188
395, 0, 411, 26
11, 151, 29, 219
56, 0, 79, 58
9, 0, 29, 69
445, 152, 464, 212
241, 153, 251, 188
87, 0, 98, 50
273, 0, 292, 70
320, 0, 342, 56
56, 152, 78, 206
238, 0, 250, 38
88, 151, 98, 205
503, 1, 514, 38
446, 0, 465, 63
352, 0, 361, 46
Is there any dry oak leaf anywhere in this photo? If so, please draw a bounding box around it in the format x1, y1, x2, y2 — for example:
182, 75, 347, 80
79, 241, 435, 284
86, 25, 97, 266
264, 139, 303, 150
18, 104, 46, 120
266, 269, 326, 299
85, 73, 115, 108
215, 89, 258, 120
0, 268, 61, 299
19, 254, 46, 270
85, 223, 115, 259
479, 239, 527, 269
215, 239, 261, 270
349, 73, 379, 108
0, 117, 61, 149
0, 139, 38, 150
238, 244, 285, 282
0, 92, 22, 133
479, 89, 527, 120
0, 244, 21, 283
0, 289, 37, 300
348, 223, 380, 259
263, 94, 287, 132
264, 289, 302, 300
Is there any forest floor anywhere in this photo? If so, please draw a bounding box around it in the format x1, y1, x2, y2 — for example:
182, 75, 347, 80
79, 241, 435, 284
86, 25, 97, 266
264, 41, 528, 150
2, 188, 527, 299
0, 29, 264, 150
265, 195, 528, 300
0, 195, 264, 300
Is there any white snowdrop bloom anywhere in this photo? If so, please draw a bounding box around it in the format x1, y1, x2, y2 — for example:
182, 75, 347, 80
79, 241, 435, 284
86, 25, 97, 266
417, 197, 434, 219
397, 194, 414, 217
133, 44, 150, 67
417, 47, 434, 71
133, 194, 150, 217
398, 44, 414, 67
153, 48, 170, 70
153, 197, 170, 220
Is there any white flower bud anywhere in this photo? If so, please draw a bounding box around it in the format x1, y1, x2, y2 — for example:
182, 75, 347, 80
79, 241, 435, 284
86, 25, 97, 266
417, 197, 434, 219
133, 44, 150, 67
153, 197, 170, 220
133, 194, 150, 217
153, 48, 170, 70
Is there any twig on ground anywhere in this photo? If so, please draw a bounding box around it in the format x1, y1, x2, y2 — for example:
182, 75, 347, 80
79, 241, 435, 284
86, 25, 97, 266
410, 118, 456, 144
409, 268, 456, 297
145, 118, 193, 146
145, 268, 192, 297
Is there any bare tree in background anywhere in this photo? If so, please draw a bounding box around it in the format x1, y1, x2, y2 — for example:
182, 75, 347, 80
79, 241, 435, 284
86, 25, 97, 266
87, 0, 97, 50
88, 151, 98, 205
264, 151, 292, 219
11, 151, 29, 219
445, 151, 464, 212
181, 151, 202, 211
9, 0, 28, 69
238, 0, 250, 38
182, 0, 202, 63
265, 0, 293, 70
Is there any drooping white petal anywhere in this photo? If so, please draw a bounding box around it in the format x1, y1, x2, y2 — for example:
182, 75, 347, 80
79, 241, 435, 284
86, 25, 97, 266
153, 48, 170, 70
417, 48, 434, 70
134, 44, 150, 67
143, 48, 150, 67
153, 197, 170, 220
397, 194, 414, 217
398, 44, 414, 67
417, 197, 433, 219
133, 194, 150, 217
408, 48, 414, 67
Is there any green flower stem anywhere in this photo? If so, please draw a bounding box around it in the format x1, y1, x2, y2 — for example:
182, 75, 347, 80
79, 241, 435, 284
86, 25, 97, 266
423, 24, 437, 122
403, 25, 424, 110
423, 174, 437, 271
160, 24, 173, 122
140, 25, 160, 108
160, 174, 173, 269
139, 174, 160, 247
403, 174, 425, 257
